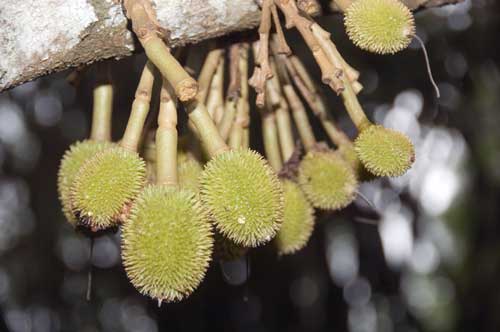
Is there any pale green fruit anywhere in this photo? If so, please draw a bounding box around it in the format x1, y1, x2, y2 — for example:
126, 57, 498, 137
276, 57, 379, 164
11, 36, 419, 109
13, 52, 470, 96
298, 150, 358, 210
354, 125, 415, 177
201, 149, 284, 247
344, 0, 415, 54
121, 186, 213, 302
57, 140, 113, 226
275, 180, 315, 255
71, 146, 146, 231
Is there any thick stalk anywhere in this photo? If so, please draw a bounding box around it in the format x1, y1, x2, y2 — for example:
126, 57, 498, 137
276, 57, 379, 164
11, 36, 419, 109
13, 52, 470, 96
283, 85, 316, 152
185, 101, 230, 157
90, 83, 113, 142
197, 48, 223, 104
261, 109, 283, 172
156, 80, 178, 187
206, 58, 225, 121
340, 76, 371, 131
229, 44, 250, 149
120, 62, 155, 152
125, 0, 198, 102
267, 65, 295, 161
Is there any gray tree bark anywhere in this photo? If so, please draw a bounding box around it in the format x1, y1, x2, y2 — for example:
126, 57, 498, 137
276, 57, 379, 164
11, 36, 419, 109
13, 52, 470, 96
0, 0, 462, 91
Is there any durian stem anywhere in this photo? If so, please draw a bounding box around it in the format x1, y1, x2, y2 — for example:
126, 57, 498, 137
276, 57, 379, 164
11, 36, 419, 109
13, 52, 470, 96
284, 54, 352, 148
267, 62, 295, 161
90, 82, 113, 142
219, 100, 237, 142
125, 0, 198, 102
261, 109, 283, 172
206, 57, 225, 121
219, 44, 242, 141
156, 80, 178, 187
283, 84, 317, 152
121, 61, 155, 152
340, 76, 372, 132
185, 100, 230, 157
249, 0, 274, 107
229, 44, 250, 149
197, 47, 223, 104
310, 23, 361, 90
275, 100, 295, 161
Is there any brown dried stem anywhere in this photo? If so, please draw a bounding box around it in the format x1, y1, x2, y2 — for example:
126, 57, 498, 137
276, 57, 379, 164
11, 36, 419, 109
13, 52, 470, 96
249, 0, 274, 107
274, 0, 344, 94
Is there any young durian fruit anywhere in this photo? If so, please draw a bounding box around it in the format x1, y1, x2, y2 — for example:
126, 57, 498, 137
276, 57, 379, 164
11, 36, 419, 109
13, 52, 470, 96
122, 186, 213, 302
71, 147, 146, 230
275, 179, 315, 255
201, 149, 284, 247
344, 0, 415, 55
71, 62, 155, 230
354, 124, 415, 177
57, 79, 115, 226
298, 150, 358, 210
122, 79, 213, 303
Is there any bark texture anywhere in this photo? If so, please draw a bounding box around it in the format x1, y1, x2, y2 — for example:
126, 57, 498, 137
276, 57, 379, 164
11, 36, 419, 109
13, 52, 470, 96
0, 0, 462, 91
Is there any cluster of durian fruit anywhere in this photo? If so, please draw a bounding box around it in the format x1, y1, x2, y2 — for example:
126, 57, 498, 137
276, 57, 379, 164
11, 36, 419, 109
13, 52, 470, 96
58, 0, 419, 304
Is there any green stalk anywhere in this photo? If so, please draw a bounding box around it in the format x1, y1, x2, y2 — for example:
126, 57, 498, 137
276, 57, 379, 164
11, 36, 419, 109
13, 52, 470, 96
156, 80, 178, 187
121, 61, 155, 152
90, 83, 113, 142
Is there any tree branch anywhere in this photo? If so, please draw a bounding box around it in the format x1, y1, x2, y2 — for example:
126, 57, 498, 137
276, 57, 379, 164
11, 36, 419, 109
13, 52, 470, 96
0, 0, 461, 92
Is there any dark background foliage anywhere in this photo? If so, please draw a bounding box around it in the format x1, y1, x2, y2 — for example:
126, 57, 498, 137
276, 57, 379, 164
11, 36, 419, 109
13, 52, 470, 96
0, 1, 499, 331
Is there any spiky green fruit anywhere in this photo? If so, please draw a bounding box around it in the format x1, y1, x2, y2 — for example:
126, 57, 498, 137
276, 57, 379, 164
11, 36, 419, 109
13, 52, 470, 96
298, 151, 358, 210
354, 125, 415, 177
57, 140, 113, 226
178, 152, 203, 193
71, 147, 146, 231
122, 186, 213, 302
344, 0, 415, 54
201, 149, 283, 247
275, 180, 315, 255
213, 232, 248, 262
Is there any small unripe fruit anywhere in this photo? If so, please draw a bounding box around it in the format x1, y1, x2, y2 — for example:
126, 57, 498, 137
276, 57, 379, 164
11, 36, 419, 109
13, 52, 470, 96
71, 146, 146, 231
122, 186, 213, 302
298, 151, 358, 210
201, 149, 284, 247
178, 152, 203, 193
213, 232, 248, 262
354, 125, 415, 177
275, 180, 315, 255
57, 140, 113, 226
344, 0, 415, 54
